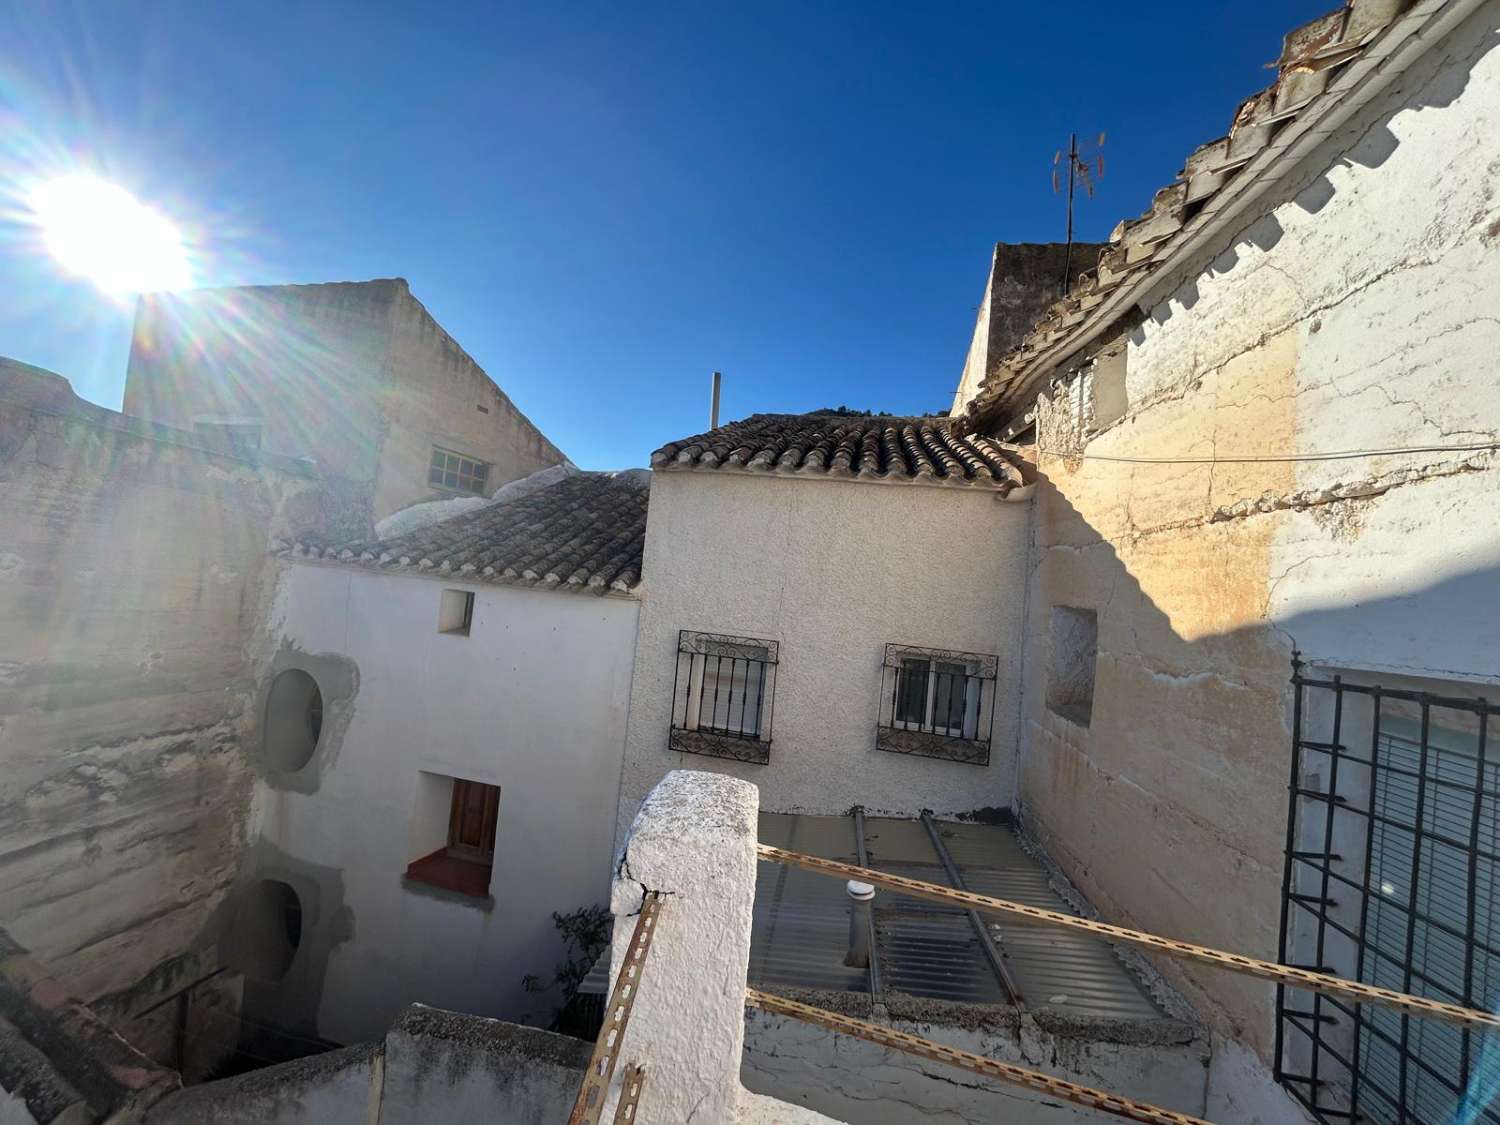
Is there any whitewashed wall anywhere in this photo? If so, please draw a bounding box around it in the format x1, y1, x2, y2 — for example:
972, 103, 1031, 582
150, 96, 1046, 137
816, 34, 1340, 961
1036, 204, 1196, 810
249, 564, 639, 1043
616, 472, 1031, 841
970, 5, 1499, 1112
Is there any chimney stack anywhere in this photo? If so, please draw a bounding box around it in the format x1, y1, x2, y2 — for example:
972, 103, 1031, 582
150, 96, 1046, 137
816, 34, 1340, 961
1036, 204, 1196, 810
710, 371, 722, 430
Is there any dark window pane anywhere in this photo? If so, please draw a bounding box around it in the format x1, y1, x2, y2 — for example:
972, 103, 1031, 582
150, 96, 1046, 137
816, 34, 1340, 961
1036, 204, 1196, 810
897, 659, 928, 726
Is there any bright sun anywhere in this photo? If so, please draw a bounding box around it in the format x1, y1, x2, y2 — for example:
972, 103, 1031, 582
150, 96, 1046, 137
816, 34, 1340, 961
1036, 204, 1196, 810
30, 175, 191, 294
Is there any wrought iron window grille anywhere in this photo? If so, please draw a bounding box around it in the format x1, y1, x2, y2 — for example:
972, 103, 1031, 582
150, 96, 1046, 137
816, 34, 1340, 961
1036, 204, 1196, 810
876, 643, 997, 766
1277, 657, 1500, 1125
669, 630, 778, 764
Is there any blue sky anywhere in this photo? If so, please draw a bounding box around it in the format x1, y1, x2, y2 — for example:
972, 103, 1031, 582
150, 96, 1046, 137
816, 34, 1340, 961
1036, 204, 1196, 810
1, 0, 1317, 469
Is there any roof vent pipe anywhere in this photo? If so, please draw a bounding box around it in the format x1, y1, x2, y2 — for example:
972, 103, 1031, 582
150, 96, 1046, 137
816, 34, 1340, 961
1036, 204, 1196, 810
844, 880, 875, 968
710, 370, 722, 430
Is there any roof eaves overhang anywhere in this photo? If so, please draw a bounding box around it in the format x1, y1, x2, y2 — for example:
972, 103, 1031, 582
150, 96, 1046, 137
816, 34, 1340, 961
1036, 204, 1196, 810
272, 544, 644, 598
649, 461, 1022, 494
962, 0, 1482, 433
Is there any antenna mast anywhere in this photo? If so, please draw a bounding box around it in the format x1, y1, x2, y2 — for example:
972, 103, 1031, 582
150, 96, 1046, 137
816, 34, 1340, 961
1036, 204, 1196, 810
1052, 132, 1106, 295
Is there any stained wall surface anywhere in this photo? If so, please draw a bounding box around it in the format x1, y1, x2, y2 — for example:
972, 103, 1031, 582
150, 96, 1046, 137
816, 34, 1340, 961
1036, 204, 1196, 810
0, 359, 332, 1060
122, 279, 565, 524
958, 5, 1500, 1086
254, 563, 639, 1043
616, 471, 1031, 842
952, 242, 1110, 415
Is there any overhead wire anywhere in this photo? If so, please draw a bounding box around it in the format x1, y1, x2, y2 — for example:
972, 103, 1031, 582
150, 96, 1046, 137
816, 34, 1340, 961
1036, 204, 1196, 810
1031, 440, 1500, 465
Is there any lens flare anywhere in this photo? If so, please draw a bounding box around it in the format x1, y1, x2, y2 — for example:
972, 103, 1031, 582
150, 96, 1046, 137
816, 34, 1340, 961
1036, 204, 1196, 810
28, 174, 191, 294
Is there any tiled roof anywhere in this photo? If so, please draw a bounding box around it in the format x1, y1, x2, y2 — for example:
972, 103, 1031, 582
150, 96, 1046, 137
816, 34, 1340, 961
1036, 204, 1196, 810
280, 471, 649, 594
958, 0, 1432, 428
651, 413, 1022, 490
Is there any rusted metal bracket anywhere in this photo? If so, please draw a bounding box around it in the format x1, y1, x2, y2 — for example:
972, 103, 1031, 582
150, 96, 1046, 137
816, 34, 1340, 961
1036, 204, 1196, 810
756, 843, 1500, 1032
568, 894, 664, 1125
610, 1063, 646, 1124
747, 988, 1211, 1125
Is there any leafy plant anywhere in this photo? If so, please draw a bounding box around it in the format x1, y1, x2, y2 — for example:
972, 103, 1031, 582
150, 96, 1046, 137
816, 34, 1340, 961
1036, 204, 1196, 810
522, 904, 612, 1030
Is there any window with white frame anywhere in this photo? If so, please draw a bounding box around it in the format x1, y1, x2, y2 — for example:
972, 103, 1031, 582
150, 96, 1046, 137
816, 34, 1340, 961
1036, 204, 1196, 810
878, 644, 996, 765
894, 656, 981, 739
429, 446, 491, 495
669, 630, 777, 764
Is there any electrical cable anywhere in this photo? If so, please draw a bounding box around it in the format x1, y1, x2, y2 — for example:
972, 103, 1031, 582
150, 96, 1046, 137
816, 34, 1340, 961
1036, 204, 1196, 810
1032, 440, 1500, 465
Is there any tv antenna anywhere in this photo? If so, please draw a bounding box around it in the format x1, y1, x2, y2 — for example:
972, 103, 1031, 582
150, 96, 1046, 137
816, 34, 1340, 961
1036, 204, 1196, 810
1052, 132, 1105, 294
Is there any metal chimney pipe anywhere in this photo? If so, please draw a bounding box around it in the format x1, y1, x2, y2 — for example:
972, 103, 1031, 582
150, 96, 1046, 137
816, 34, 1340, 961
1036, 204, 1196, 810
710, 371, 722, 430
844, 880, 875, 968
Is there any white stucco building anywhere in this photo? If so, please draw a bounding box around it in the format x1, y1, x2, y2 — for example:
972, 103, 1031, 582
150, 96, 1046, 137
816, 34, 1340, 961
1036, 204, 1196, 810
235, 470, 648, 1045
616, 413, 1033, 838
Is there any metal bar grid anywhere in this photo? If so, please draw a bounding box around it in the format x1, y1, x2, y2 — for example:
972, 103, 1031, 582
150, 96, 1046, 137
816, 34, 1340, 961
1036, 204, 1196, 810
670, 630, 777, 748
755, 843, 1500, 1031
747, 988, 1210, 1125
919, 810, 1023, 1005
569, 895, 663, 1125
876, 644, 997, 762
1277, 659, 1500, 1125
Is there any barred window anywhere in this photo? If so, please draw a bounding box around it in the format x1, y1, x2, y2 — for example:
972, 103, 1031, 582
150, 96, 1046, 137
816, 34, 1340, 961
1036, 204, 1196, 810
429, 446, 490, 494
1279, 667, 1499, 1125
669, 630, 777, 764
878, 644, 996, 766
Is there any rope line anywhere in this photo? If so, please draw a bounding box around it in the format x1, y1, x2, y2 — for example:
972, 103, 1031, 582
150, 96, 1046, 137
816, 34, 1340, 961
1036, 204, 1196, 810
756, 843, 1500, 1032
747, 988, 1213, 1125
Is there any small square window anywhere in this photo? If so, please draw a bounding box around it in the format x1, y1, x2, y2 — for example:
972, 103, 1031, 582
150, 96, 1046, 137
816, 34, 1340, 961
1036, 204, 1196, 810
439, 589, 475, 635
405, 775, 500, 901
1047, 606, 1098, 727
428, 445, 491, 495
669, 630, 778, 764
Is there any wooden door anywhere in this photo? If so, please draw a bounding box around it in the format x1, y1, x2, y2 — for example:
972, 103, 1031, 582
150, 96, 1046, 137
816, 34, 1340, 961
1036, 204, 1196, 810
448, 779, 500, 860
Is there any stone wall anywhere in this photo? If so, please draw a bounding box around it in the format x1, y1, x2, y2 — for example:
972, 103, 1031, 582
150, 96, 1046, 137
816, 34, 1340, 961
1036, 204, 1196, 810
962, 5, 1499, 1103
145, 1004, 589, 1125
0, 359, 335, 1070
952, 243, 1109, 416
122, 279, 565, 525
743, 1007, 1206, 1123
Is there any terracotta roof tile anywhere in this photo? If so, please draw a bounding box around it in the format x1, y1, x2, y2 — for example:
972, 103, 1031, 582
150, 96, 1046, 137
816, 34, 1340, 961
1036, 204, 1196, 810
958, 0, 1425, 429
652, 413, 1023, 490
282, 472, 649, 594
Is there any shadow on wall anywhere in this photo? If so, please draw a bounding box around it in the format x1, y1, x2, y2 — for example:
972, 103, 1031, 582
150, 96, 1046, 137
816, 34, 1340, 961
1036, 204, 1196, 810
1016, 432, 1499, 1078
1017, 21, 1500, 1069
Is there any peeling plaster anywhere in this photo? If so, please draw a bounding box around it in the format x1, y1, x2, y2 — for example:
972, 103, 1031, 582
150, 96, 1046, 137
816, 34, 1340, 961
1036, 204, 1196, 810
226, 839, 355, 1041
252, 641, 360, 795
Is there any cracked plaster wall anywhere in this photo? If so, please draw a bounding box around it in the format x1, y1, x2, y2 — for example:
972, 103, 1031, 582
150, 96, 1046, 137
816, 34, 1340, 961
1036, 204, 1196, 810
976, 5, 1500, 1100
742, 1008, 1206, 1123
0, 364, 335, 1068
616, 472, 1030, 847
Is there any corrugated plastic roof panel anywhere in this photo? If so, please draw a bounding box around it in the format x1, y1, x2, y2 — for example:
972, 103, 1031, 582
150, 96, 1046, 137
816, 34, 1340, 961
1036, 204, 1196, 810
751, 812, 1163, 1022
